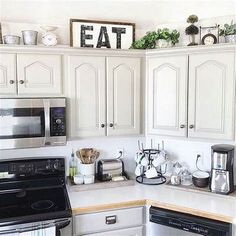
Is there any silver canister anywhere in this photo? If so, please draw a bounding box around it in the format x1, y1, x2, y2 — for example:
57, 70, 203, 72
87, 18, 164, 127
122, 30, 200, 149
3, 35, 21, 45
225, 35, 236, 43
22, 30, 38, 45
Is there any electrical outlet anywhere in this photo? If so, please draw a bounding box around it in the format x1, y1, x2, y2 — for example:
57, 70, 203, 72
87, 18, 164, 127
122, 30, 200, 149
116, 148, 124, 158
195, 152, 204, 168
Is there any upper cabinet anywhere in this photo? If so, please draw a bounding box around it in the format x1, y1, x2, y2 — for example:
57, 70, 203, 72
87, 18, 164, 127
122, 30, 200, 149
147, 50, 235, 140
147, 55, 188, 137
0, 52, 62, 96
17, 54, 62, 95
67, 56, 106, 137
67, 56, 141, 138
188, 52, 235, 140
107, 57, 140, 136
0, 53, 17, 95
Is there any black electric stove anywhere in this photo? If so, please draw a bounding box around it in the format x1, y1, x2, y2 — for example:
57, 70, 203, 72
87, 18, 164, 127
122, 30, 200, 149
0, 157, 72, 227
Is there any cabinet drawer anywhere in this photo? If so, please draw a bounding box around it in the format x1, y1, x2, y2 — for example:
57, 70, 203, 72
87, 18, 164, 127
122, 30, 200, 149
74, 207, 144, 235
83, 226, 143, 236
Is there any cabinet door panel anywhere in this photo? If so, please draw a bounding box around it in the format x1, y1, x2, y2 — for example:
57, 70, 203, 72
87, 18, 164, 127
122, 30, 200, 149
68, 56, 106, 137
0, 53, 16, 95
188, 52, 235, 140
107, 57, 140, 136
147, 55, 188, 137
17, 54, 62, 95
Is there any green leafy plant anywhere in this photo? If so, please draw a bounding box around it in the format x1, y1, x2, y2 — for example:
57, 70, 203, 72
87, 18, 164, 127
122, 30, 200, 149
220, 20, 236, 36
130, 28, 180, 49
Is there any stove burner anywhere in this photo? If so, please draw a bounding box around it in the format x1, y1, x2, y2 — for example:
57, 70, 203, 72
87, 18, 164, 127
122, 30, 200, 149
31, 200, 54, 211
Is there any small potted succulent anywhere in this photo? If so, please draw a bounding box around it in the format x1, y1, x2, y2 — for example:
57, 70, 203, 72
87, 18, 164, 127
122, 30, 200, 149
185, 15, 199, 46
130, 28, 180, 49
220, 20, 236, 43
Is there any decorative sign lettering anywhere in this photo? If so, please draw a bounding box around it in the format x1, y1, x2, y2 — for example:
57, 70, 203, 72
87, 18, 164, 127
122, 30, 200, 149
70, 19, 135, 49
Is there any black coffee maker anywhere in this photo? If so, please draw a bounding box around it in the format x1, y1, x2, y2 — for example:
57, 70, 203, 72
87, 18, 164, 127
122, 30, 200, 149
210, 144, 234, 194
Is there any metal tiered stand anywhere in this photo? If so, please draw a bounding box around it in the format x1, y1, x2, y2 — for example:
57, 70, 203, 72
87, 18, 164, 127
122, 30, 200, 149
136, 141, 167, 185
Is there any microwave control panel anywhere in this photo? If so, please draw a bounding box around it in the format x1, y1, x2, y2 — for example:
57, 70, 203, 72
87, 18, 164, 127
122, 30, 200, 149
50, 107, 66, 136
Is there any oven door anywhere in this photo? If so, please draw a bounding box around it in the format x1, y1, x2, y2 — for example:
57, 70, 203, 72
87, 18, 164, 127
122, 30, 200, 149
0, 99, 46, 149
0, 218, 72, 236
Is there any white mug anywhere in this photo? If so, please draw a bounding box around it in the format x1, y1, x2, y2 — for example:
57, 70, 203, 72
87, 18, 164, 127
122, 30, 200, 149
135, 164, 142, 176
153, 154, 166, 167
135, 152, 144, 164
145, 166, 158, 179
141, 157, 149, 167
84, 175, 95, 184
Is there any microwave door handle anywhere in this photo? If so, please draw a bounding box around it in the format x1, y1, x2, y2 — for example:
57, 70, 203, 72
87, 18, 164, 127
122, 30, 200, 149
44, 99, 51, 145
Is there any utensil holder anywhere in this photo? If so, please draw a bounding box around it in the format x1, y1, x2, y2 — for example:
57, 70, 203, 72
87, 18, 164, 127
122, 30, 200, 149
79, 163, 95, 176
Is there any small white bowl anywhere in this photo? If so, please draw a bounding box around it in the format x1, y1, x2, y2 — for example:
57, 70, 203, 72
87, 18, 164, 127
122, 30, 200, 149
74, 174, 84, 185
84, 175, 95, 184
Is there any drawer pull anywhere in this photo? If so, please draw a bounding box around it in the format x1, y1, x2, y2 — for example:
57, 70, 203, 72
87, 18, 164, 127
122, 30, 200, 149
105, 215, 117, 225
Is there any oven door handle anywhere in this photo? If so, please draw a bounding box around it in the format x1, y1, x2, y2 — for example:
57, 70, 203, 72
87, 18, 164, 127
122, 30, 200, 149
43, 99, 51, 145
55, 219, 71, 229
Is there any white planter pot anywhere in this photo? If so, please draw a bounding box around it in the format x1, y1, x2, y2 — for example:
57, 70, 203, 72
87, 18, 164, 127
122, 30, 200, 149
225, 35, 236, 43
79, 163, 95, 176
155, 39, 173, 48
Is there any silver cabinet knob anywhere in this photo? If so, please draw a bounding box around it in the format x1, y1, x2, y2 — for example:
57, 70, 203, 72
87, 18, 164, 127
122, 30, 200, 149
180, 124, 185, 129
189, 125, 194, 129
109, 123, 114, 127
9, 80, 15, 84
101, 124, 105, 128
19, 80, 24, 84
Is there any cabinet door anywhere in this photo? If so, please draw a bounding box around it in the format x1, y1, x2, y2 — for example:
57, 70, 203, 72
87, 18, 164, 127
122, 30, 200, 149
107, 57, 141, 136
147, 55, 188, 137
17, 54, 62, 95
188, 52, 235, 140
82, 226, 143, 236
0, 53, 17, 95
67, 56, 106, 137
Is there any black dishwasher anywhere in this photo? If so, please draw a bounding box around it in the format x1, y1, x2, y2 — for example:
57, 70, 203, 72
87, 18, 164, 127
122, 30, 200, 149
150, 206, 232, 236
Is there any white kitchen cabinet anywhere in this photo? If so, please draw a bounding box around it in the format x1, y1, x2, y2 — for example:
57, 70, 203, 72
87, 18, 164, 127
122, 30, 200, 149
68, 56, 106, 137
17, 54, 62, 95
0, 53, 17, 95
107, 57, 141, 136
67, 56, 141, 138
83, 226, 143, 236
147, 55, 188, 137
147, 50, 235, 140
73, 207, 144, 236
188, 52, 235, 140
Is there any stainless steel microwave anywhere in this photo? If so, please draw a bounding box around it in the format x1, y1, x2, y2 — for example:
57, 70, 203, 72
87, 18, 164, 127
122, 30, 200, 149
0, 98, 66, 150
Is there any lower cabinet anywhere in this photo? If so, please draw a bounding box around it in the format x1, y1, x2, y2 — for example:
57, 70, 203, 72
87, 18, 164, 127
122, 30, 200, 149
82, 226, 143, 236
73, 207, 144, 236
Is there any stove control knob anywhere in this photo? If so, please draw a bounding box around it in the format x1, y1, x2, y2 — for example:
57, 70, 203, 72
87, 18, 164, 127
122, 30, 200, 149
53, 160, 60, 170
55, 119, 62, 124
46, 160, 51, 170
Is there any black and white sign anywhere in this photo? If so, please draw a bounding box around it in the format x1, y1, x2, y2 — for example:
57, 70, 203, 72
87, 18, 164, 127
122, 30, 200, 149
70, 19, 135, 49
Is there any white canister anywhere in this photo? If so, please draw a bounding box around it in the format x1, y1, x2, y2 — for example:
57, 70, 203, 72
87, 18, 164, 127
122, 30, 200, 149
79, 163, 95, 176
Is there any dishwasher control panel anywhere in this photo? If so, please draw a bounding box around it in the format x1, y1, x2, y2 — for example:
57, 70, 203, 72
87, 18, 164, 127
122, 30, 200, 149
149, 206, 232, 236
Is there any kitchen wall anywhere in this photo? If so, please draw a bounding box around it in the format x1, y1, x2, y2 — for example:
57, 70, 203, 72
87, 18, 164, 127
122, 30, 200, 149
0, 0, 236, 176
0, 136, 145, 174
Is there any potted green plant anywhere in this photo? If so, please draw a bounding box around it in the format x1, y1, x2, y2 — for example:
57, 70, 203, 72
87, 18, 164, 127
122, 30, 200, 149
220, 20, 236, 43
130, 28, 180, 49
185, 15, 199, 46
155, 28, 180, 48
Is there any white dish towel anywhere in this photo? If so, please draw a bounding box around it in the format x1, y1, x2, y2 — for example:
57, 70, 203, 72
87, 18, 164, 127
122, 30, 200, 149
19, 226, 56, 236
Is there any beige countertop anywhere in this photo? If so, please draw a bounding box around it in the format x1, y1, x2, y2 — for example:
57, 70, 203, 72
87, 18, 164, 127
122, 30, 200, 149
68, 183, 236, 224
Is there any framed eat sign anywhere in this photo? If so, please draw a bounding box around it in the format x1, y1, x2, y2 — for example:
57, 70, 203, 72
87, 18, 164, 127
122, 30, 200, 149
70, 19, 135, 49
